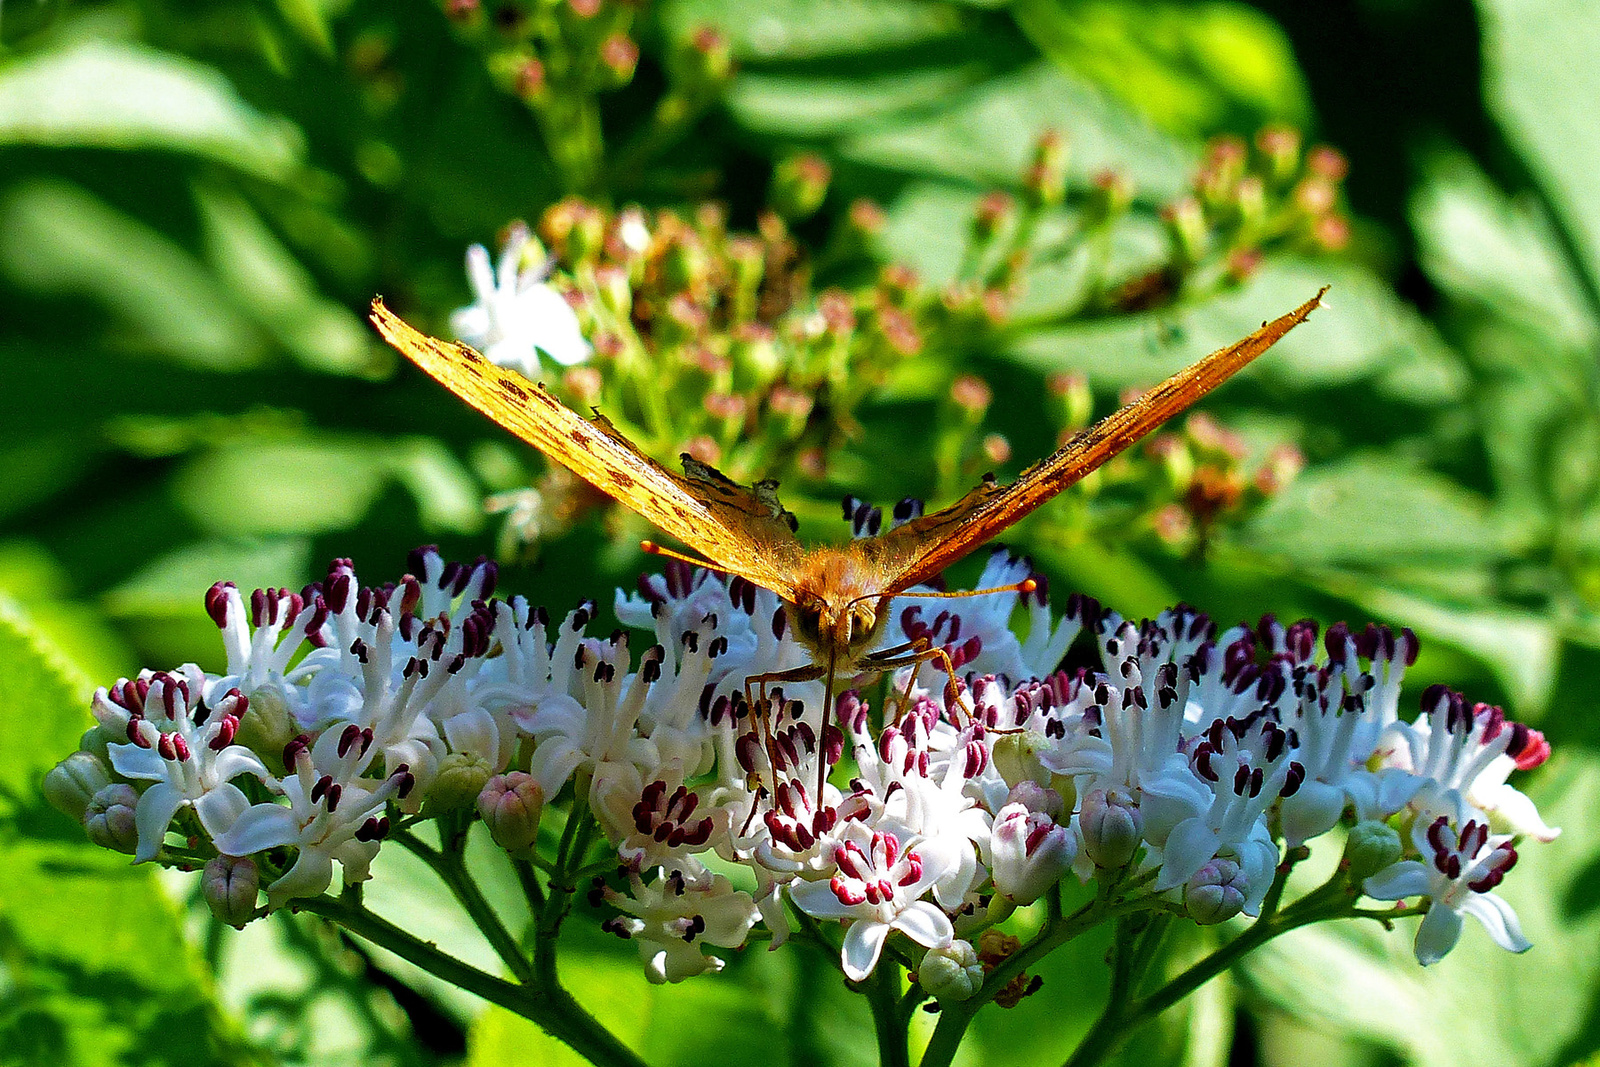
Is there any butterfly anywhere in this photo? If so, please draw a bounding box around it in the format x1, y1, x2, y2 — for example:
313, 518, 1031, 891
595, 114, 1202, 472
372, 290, 1323, 792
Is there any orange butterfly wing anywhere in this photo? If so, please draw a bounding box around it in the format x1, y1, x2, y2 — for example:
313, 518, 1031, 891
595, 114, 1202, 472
865, 289, 1327, 591
370, 299, 807, 600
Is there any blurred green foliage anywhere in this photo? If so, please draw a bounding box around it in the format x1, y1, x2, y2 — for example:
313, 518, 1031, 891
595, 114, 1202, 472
3, 0, 1600, 1065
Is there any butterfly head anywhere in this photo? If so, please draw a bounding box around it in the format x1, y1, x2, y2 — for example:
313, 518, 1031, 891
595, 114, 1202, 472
787, 548, 891, 669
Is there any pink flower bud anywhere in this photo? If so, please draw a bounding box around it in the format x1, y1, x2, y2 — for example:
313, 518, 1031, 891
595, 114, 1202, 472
991, 803, 1076, 905
1185, 857, 1247, 925
1004, 781, 1062, 819
203, 855, 260, 928
1079, 787, 1142, 869
477, 772, 545, 851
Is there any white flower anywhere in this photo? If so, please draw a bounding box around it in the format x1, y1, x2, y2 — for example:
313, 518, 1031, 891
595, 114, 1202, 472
789, 822, 956, 981
202, 582, 335, 726
598, 868, 760, 983
1377, 685, 1559, 843
101, 667, 271, 863
1153, 716, 1299, 914
1363, 811, 1529, 965
212, 730, 413, 909
451, 223, 591, 374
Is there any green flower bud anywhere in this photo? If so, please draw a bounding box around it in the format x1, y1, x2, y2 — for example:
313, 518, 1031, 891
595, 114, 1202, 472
1162, 196, 1208, 267
919, 940, 984, 1001
593, 264, 632, 319
203, 855, 260, 929
45, 751, 112, 824
85, 784, 141, 854
428, 753, 495, 816
1344, 820, 1403, 879
769, 153, 832, 222
234, 687, 296, 774
1022, 129, 1067, 209
991, 732, 1050, 789
79, 725, 113, 764
1079, 787, 1142, 869
478, 772, 545, 851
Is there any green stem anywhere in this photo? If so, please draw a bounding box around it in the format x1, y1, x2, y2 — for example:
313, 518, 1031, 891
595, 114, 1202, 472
1061, 872, 1359, 1067
867, 961, 911, 1067
396, 829, 536, 985
298, 894, 649, 1067
919, 878, 1156, 1067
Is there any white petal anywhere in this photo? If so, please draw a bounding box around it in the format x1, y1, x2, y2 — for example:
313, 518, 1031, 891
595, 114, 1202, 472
133, 782, 186, 863
1154, 818, 1218, 891
211, 746, 272, 784
1362, 860, 1430, 901
108, 742, 166, 783
1457, 892, 1532, 954
889, 901, 954, 950
463, 243, 496, 303
1412, 901, 1464, 965
194, 782, 252, 839
266, 848, 335, 909
841, 920, 890, 982
212, 802, 301, 856
788, 878, 857, 921
442, 708, 499, 763
1279, 781, 1345, 849
1481, 784, 1560, 842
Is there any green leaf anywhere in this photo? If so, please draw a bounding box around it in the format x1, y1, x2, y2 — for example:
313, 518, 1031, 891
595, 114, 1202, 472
193, 183, 376, 377
1242, 454, 1509, 569
1411, 147, 1596, 348
0, 603, 245, 1067
1005, 261, 1470, 403
0, 39, 304, 180
838, 60, 1192, 199
1013, 0, 1310, 136
661, 0, 966, 60
1479, 0, 1600, 320
0, 179, 267, 368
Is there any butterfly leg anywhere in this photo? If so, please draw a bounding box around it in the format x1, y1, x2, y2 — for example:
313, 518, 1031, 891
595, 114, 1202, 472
744, 662, 830, 807
861, 641, 974, 727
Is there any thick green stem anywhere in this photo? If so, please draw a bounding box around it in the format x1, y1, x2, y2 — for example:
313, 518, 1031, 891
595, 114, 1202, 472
868, 961, 911, 1067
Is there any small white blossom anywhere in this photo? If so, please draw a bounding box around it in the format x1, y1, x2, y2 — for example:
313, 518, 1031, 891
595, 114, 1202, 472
1364, 810, 1529, 965
451, 223, 591, 374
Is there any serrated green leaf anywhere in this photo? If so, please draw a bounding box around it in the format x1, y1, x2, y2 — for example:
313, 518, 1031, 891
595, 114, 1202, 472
193, 183, 375, 377
1241, 753, 1600, 1067
1243, 454, 1508, 568
1479, 0, 1600, 317
0, 605, 245, 1067
839, 61, 1192, 199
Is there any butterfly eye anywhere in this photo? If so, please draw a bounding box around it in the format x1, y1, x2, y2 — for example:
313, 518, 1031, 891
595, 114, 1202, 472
790, 598, 825, 648
847, 603, 879, 650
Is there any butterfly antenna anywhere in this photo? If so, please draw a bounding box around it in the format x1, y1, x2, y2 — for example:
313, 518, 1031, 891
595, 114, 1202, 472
884, 578, 1038, 603
843, 578, 1037, 612
640, 540, 734, 577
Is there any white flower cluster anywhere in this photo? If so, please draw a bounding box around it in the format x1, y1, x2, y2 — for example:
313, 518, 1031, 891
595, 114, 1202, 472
48, 548, 1557, 983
